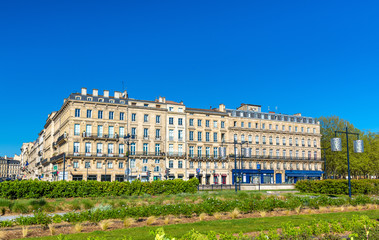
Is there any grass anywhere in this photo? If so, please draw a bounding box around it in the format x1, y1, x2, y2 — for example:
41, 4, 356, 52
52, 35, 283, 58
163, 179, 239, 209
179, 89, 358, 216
21, 210, 379, 240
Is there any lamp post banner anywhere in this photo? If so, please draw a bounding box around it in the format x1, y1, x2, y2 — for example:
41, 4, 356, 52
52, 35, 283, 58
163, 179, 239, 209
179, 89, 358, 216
353, 140, 364, 153
331, 138, 342, 152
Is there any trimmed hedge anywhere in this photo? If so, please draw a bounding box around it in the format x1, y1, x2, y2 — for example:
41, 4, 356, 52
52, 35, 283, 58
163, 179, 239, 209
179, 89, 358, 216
295, 179, 379, 195
0, 178, 199, 199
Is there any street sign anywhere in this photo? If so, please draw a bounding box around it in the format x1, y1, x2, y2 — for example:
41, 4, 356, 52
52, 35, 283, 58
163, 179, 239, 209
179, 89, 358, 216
125, 169, 130, 175
257, 164, 261, 170
58, 172, 68, 180
196, 168, 201, 174
53, 165, 58, 171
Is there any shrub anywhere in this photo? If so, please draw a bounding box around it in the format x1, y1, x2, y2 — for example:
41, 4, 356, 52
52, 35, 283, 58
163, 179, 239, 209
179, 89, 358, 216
0, 178, 199, 199
295, 179, 379, 195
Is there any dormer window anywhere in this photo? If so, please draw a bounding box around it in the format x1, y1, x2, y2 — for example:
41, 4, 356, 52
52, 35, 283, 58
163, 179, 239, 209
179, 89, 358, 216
75, 96, 81, 100
120, 100, 125, 104
99, 98, 104, 102
144, 104, 149, 107
87, 97, 92, 101
109, 100, 115, 103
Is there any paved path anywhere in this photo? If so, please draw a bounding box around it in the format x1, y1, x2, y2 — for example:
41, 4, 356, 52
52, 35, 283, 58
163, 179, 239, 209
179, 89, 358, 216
0, 212, 67, 221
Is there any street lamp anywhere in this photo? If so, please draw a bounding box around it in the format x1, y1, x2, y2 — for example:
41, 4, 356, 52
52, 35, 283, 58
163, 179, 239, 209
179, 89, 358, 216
331, 126, 363, 198
124, 134, 131, 182
85, 161, 90, 180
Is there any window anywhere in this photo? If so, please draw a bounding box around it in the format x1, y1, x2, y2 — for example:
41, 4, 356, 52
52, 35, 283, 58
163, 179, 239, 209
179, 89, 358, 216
144, 103, 148, 107
73, 161, 79, 168
189, 146, 194, 157
301, 127, 304, 133
156, 129, 161, 139
107, 161, 113, 169
97, 162, 101, 169
178, 161, 183, 168
234, 134, 237, 141
197, 119, 202, 127
108, 126, 114, 138
119, 162, 124, 169
214, 133, 218, 142
189, 161, 194, 168
213, 147, 218, 157
119, 127, 125, 138
75, 109, 80, 117
248, 122, 251, 128
98, 125, 103, 137
302, 138, 305, 146
98, 110, 103, 119
262, 123, 265, 129
198, 162, 202, 168
308, 139, 311, 147
97, 143, 103, 154
85, 142, 91, 153
289, 126, 292, 132
241, 134, 245, 142
206, 132, 210, 142
197, 146, 202, 157
169, 117, 174, 125
130, 159, 136, 168
169, 160, 174, 168
144, 114, 148, 122
131, 128, 136, 138
221, 121, 225, 128
143, 159, 148, 164
262, 136, 266, 144
189, 131, 194, 141
86, 124, 92, 136
169, 144, 173, 154
197, 131, 202, 141
314, 139, 317, 147
120, 112, 125, 120
214, 121, 217, 128
87, 110, 92, 118
282, 137, 286, 145
313, 128, 316, 134
131, 113, 136, 121
206, 147, 210, 157
73, 142, 79, 153
255, 135, 259, 144
269, 124, 272, 130
74, 124, 80, 136
295, 126, 298, 132
169, 129, 174, 141
178, 118, 183, 125
154, 166, 160, 172
156, 115, 161, 123
155, 159, 160, 164
314, 151, 317, 160
169, 107, 174, 111
155, 144, 160, 155
289, 150, 293, 159
178, 130, 183, 140
248, 135, 252, 143
275, 125, 278, 130
233, 121, 237, 127
178, 144, 183, 156
108, 144, 114, 154
130, 143, 136, 155
307, 127, 310, 133
178, 107, 183, 112
189, 119, 194, 126
143, 128, 148, 138
269, 136, 273, 145
206, 120, 210, 127
143, 143, 148, 154
109, 111, 114, 120
256, 123, 259, 128
119, 144, 124, 154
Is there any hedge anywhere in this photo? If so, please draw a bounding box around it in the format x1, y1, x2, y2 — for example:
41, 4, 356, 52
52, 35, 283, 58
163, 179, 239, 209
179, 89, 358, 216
295, 179, 379, 195
0, 178, 199, 199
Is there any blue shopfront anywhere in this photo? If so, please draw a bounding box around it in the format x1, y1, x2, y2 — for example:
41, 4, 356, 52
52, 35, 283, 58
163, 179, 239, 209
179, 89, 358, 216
232, 169, 274, 184
285, 170, 323, 183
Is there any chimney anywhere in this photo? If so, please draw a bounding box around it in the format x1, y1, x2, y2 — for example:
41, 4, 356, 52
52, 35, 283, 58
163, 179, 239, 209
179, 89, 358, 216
93, 89, 98, 97
219, 104, 225, 112
162, 97, 166, 103
114, 91, 121, 99
104, 90, 109, 98
81, 88, 87, 95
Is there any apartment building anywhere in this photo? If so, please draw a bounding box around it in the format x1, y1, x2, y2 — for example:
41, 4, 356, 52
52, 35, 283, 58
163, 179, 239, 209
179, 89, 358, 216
20, 88, 322, 184
0, 156, 21, 179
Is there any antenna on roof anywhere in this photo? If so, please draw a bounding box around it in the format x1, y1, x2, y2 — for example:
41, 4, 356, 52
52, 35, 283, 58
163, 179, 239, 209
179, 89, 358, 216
275, 106, 278, 112
268, 106, 270, 111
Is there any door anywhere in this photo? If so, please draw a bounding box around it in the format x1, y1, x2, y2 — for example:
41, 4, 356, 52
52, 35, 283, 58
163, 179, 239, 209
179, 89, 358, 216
275, 173, 282, 184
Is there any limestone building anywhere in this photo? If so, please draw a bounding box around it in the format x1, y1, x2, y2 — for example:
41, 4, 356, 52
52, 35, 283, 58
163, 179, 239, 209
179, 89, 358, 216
20, 88, 323, 184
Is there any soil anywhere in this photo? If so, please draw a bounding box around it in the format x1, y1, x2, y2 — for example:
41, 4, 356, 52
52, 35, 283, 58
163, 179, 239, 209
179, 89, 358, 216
1, 205, 377, 240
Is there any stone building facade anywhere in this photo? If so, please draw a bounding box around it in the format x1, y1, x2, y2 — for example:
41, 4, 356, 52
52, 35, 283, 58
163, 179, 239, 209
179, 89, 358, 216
20, 88, 323, 184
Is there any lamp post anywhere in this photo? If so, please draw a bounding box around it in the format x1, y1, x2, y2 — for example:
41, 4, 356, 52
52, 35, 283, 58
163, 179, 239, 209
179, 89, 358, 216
331, 126, 363, 198
124, 134, 131, 182
85, 161, 90, 180
320, 147, 330, 179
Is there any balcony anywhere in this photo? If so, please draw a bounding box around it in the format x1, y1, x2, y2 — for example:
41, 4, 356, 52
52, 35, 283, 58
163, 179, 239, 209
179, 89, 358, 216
82, 133, 119, 141
56, 133, 68, 146
155, 136, 161, 140
187, 154, 223, 160
143, 136, 149, 140
167, 152, 186, 158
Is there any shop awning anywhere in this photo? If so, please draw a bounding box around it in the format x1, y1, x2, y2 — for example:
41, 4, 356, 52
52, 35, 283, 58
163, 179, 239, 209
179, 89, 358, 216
285, 170, 323, 177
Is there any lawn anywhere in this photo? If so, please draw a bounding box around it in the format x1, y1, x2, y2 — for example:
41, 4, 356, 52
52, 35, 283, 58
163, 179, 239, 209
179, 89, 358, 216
22, 210, 379, 240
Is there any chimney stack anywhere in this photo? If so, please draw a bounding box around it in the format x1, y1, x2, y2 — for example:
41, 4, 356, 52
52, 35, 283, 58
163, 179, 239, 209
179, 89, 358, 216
81, 88, 87, 95
122, 90, 128, 98
114, 91, 121, 99
93, 89, 98, 97
104, 90, 109, 98
219, 104, 225, 112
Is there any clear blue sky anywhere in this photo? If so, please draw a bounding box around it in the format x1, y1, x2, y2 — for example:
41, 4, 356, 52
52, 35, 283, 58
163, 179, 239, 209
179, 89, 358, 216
1, 0, 378, 156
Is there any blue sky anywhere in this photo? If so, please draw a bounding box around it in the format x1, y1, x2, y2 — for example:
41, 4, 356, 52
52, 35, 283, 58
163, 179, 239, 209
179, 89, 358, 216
1, 0, 378, 156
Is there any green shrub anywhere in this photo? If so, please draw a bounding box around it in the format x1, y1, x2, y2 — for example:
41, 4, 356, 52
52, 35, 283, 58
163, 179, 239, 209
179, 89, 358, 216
0, 178, 199, 199
295, 179, 379, 195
